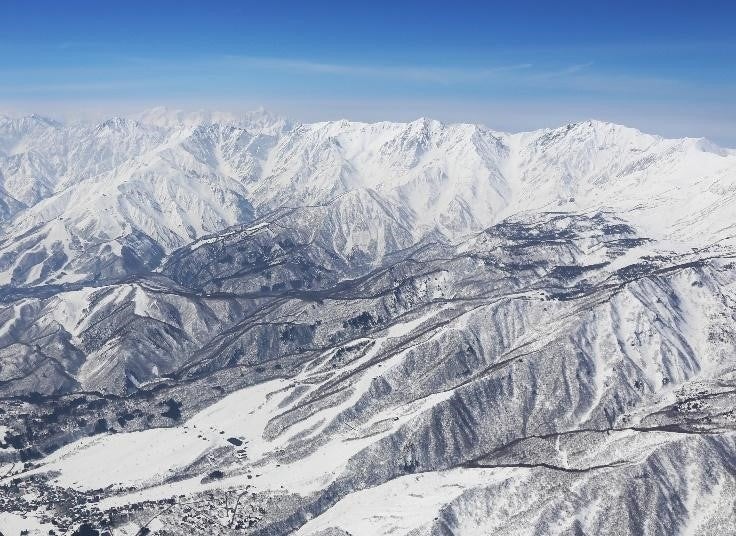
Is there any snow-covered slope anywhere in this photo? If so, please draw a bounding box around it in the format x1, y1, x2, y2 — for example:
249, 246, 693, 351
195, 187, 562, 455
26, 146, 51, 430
503, 120, 736, 245
253, 118, 511, 237
0, 110, 734, 536
0, 116, 285, 285
2, 111, 734, 288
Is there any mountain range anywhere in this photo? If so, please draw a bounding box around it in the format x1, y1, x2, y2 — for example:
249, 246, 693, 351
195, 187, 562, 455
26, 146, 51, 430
0, 108, 734, 535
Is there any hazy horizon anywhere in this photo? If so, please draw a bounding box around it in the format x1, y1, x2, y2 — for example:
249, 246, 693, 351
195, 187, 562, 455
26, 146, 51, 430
3, 1, 735, 145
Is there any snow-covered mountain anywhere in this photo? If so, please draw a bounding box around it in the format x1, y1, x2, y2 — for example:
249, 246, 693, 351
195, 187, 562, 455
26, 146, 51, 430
1, 111, 734, 288
0, 110, 734, 535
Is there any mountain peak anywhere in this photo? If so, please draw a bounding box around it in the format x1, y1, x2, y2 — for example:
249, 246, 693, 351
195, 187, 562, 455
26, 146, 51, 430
0, 113, 62, 130
94, 116, 143, 133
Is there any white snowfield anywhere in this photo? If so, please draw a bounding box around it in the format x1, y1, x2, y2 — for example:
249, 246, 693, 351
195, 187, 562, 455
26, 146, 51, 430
24, 309, 450, 498
0, 512, 55, 536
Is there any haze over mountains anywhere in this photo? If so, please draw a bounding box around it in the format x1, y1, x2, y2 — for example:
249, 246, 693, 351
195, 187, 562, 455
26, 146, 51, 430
0, 108, 734, 535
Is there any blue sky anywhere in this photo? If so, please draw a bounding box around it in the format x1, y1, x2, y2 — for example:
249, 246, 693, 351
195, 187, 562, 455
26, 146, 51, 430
2, 0, 735, 144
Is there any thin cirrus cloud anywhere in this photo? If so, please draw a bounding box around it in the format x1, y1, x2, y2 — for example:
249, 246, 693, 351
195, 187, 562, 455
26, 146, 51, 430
186, 55, 723, 97
0, 53, 715, 98
221, 55, 536, 83
0, 54, 588, 95
215, 56, 729, 100
0, 80, 154, 94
